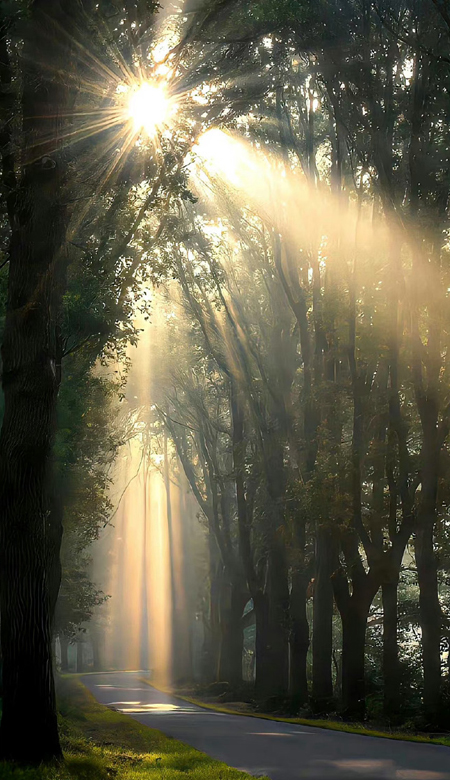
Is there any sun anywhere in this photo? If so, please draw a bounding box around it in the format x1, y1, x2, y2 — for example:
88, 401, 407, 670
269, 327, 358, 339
128, 83, 170, 136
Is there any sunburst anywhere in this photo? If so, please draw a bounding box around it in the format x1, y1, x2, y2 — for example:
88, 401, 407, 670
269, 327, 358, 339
128, 83, 174, 138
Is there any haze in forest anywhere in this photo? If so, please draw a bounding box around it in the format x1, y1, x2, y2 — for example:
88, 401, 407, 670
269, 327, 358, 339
1, 0, 450, 769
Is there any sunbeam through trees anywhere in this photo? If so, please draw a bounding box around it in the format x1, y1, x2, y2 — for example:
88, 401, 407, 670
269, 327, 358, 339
1, 0, 450, 775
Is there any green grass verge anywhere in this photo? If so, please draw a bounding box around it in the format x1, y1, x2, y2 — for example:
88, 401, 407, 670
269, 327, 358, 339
0, 676, 267, 780
140, 678, 450, 749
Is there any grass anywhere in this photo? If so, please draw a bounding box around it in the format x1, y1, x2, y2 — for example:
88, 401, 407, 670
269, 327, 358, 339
139, 678, 450, 750
0, 676, 267, 780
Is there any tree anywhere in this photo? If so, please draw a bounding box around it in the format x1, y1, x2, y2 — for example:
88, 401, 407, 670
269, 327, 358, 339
0, 1, 85, 759
0, 0, 191, 758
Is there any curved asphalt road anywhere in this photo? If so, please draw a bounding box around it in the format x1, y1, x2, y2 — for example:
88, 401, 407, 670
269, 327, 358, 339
82, 671, 450, 780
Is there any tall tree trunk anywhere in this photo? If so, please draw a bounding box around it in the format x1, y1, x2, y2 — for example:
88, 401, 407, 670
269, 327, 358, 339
407, 40, 443, 725
253, 591, 272, 697
0, 1, 80, 761
218, 580, 246, 687
332, 553, 377, 721
254, 585, 290, 701
203, 531, 221, 683
312, 526, 335, 708
175, 488, 195, 683
163, 425, 177, 683
254, 586, 289, 701
230, 381, 290, 698
60, 636, 69, 673
91, 625, 103, 673
268, 549, 290, 698
48, 494, 64, 623
76, 639, 84, 674
92, 636, 101, 673
382, 581, 400, 717
230, 380, 266, 693
264, 436, 290, 700
289, 567, 309, 708
416, 517, 441, 723
264, 540, 290, 699
341, 604, 368, 720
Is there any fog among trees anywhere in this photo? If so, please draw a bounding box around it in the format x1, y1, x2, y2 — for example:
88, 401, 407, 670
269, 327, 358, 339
1, 0, 450, 765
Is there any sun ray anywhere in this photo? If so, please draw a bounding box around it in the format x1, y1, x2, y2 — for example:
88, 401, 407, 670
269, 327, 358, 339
38, 11, 127, 89
65, 129, 138, 246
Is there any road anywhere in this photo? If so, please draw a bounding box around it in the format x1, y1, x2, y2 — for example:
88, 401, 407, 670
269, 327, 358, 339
82, 671, 450, 780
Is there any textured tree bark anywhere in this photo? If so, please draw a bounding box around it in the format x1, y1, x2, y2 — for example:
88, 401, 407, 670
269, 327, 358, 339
0, 0, 82, 761
312, 526, 335, 708
0, 113, 65, 758
0, 536, 62, 760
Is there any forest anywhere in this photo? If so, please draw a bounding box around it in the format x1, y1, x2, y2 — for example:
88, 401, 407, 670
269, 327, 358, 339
1, 0, 450, 771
